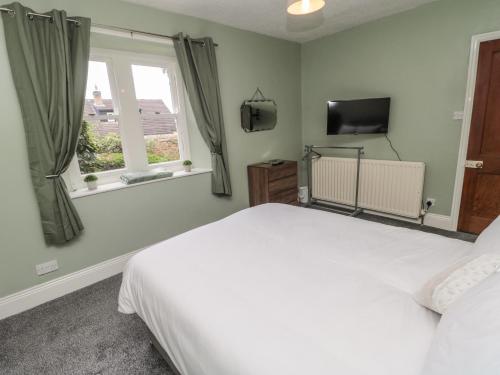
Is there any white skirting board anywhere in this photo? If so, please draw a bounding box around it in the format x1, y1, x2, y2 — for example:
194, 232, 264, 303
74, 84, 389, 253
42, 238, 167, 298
378, 212, 453, 230
309, 193, 454, 231
352, 209, 452, 231
0, 249, 141, 321
423, 213, 454, 231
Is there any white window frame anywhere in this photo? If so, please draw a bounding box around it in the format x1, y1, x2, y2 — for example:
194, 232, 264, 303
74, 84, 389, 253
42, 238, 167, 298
65, 48, 191, 191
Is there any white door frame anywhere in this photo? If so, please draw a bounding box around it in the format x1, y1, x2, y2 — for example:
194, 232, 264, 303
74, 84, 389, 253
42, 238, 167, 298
450, 30, 500, 231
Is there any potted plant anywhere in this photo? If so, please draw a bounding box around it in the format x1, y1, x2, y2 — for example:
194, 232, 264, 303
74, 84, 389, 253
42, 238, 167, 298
84, 174, 98, 190
183, 160, 192, 173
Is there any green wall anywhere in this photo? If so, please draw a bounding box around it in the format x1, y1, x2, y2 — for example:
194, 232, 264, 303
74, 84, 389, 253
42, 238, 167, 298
301, 0, 500, 215
2, 0, 500, 299
0, 0, 301, 297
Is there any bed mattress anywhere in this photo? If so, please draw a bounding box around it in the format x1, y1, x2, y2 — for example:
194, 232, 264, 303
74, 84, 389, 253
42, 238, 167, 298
119, 203, 473, 375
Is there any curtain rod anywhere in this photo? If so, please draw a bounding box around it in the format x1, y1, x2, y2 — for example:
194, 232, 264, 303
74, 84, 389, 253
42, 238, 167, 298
0, 8, 218, 46
92, 23, 218, 46
0, 7, 80, 24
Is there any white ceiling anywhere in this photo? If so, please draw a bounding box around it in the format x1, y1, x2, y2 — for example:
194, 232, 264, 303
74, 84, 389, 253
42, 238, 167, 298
123, 0, 438, 43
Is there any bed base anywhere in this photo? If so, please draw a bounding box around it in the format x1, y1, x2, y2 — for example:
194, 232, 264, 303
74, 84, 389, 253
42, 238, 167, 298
148, 328, 183, 375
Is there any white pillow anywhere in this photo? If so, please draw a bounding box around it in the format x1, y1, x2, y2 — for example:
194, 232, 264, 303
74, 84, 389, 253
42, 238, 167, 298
415, 253, 500, 314
422, 271, 500, 375
415, 215, 500, 314
474, 215, 500, 254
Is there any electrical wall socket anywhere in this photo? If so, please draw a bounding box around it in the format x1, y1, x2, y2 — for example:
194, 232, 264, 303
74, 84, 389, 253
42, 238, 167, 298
36, 260, 59, 276
425, 198, 436, 208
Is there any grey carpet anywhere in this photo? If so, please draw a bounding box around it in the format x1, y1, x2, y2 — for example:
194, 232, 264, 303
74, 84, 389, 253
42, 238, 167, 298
0, 211, 477, 375
0, 275, 173, 375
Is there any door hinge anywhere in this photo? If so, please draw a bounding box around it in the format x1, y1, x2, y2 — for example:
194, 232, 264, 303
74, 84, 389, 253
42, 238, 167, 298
465, 160, 484, 169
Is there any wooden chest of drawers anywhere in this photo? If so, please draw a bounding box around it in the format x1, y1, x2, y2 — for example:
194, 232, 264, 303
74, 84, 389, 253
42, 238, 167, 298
247, 161, 298, 207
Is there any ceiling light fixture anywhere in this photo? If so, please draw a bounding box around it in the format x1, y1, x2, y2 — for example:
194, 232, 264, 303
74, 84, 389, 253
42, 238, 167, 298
286, 0, 325, 15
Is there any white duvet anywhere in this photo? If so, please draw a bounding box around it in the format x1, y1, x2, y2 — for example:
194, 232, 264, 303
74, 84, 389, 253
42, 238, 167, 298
119, 203, 473, 375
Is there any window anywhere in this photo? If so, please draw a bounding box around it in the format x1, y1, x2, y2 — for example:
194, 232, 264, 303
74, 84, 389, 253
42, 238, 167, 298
66, 48, 190, 190
131, 64, 181, 165
81, 61, 125, 174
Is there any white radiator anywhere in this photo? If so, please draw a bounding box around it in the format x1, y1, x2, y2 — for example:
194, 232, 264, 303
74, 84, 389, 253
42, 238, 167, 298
312, 157, 425, 218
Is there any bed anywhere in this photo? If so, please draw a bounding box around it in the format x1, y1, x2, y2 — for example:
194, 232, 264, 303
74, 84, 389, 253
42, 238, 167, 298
118, 203, 474, 375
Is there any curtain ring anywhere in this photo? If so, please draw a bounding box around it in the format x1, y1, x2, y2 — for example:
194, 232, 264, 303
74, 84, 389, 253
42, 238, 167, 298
7, 9, 15, 17
26, 12, 34, 21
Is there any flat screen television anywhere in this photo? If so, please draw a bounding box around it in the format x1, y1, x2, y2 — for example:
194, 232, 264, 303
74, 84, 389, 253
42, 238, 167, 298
327, 97, 391, 135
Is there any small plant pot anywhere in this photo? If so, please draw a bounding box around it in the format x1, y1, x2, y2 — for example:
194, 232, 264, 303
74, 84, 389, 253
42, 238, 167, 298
183, 165, 192, 173
86, 181, 98, 191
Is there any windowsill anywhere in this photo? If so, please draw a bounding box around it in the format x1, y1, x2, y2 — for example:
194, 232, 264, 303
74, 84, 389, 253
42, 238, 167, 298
70, 168, 212, 199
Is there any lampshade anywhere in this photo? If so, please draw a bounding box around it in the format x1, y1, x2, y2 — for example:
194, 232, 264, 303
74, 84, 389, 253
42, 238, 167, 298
287, 0, 325, 15
286, 10, 324, 32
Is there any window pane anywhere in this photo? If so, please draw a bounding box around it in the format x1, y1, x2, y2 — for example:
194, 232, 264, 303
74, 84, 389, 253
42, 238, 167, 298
131, 64, 180, 165
78, 61, 125, 174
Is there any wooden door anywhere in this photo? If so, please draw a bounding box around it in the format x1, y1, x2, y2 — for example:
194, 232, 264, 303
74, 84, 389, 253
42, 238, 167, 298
458, 39, 500, 234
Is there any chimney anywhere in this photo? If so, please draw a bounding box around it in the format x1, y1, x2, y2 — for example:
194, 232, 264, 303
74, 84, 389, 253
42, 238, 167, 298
93, 85, 104, 107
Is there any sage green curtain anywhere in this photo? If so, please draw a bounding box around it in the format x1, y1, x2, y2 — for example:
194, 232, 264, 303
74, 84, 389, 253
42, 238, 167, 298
173, 33, 232, 196
1, 2, 91, 244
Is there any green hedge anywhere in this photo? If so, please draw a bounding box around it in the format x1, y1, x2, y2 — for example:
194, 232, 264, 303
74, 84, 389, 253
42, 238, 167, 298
77, 121, 175, 173
77, 121, 125, 173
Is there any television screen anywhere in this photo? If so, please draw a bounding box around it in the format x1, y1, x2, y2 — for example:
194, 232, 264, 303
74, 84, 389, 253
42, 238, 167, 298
327, 97, 391, 135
